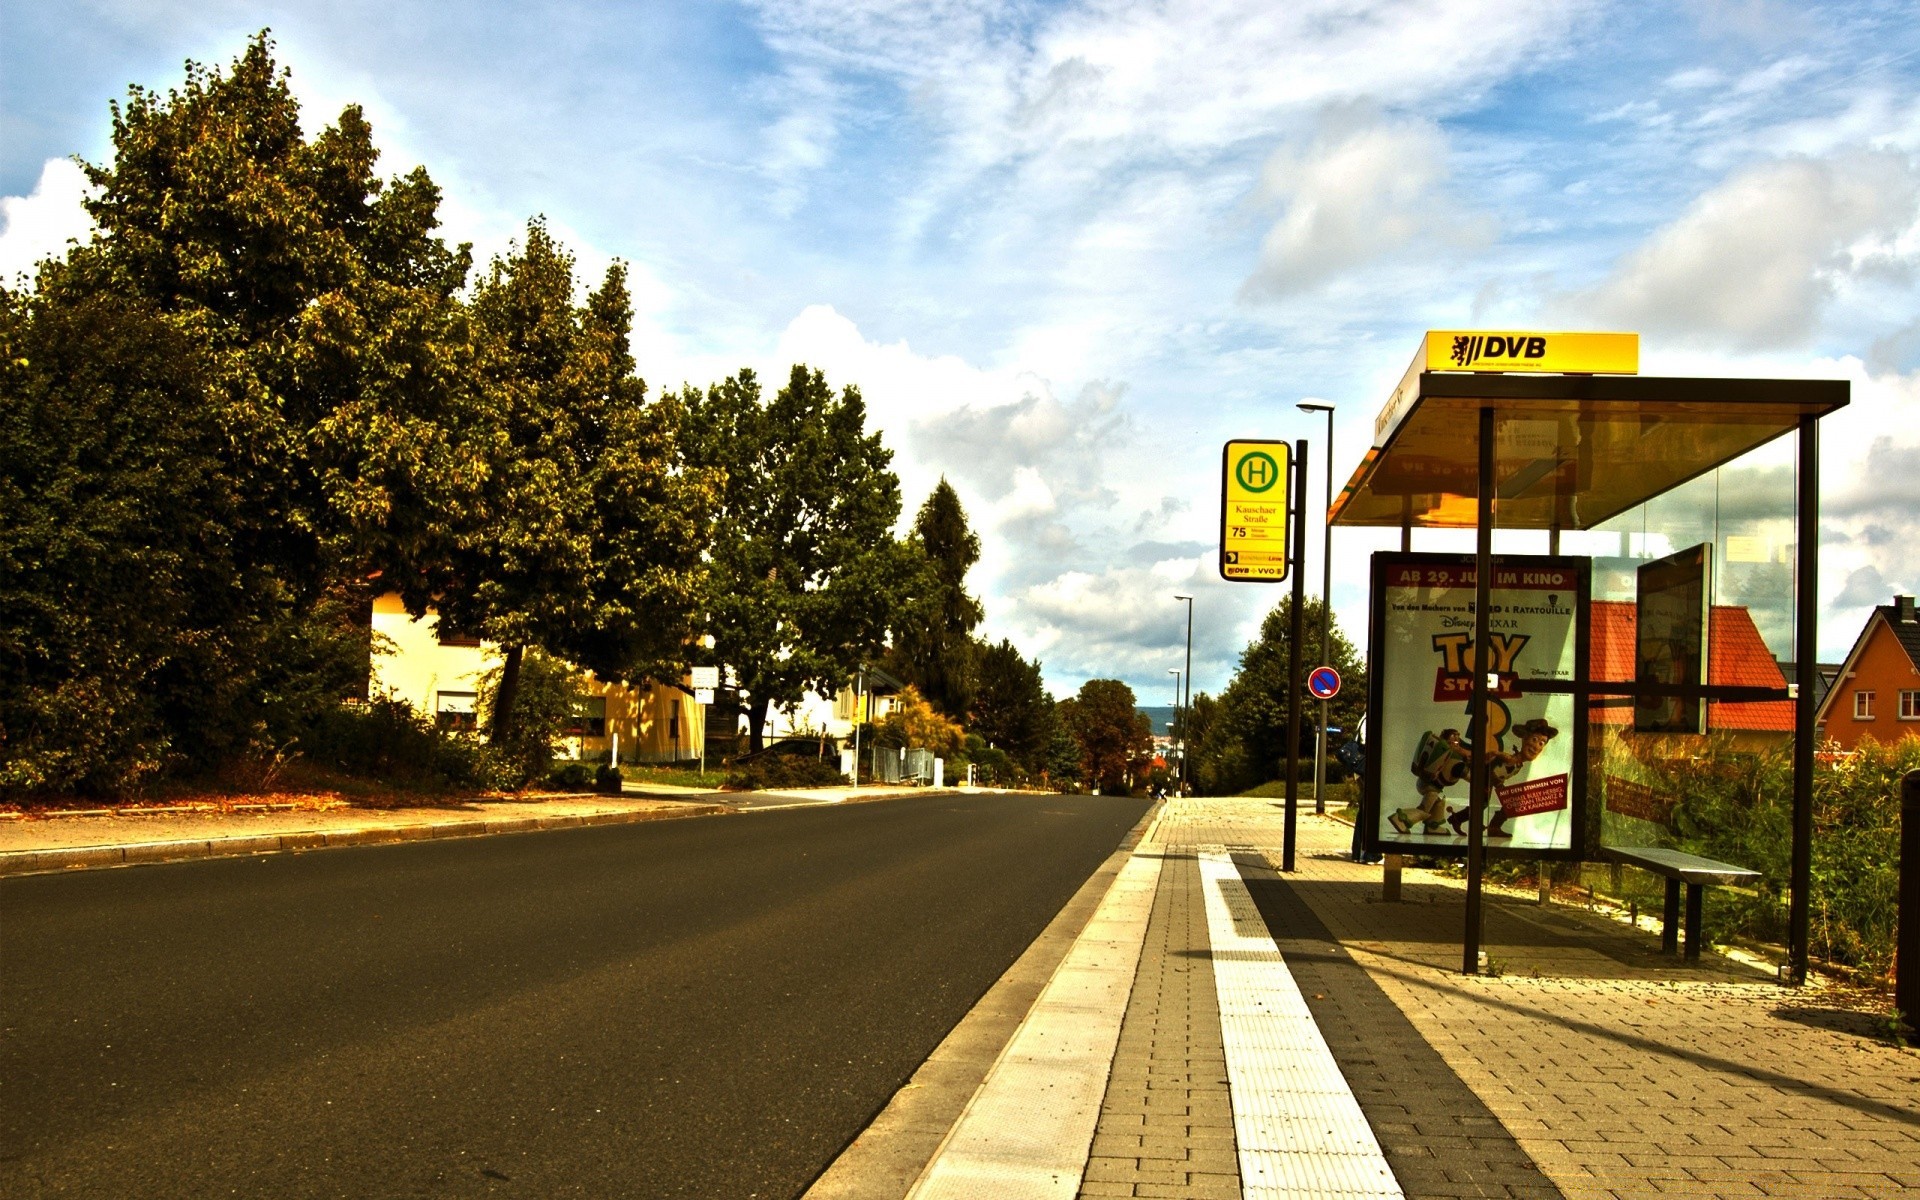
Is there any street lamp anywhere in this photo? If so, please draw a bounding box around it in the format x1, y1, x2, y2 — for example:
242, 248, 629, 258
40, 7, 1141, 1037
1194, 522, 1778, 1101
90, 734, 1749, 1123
1174, 594, 1193, 794
1167, 668, 1181, 790
1297, 400, 1335, 815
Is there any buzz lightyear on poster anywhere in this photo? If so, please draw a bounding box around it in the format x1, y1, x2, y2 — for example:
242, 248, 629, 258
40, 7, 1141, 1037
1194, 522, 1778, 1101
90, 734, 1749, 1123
1374, 555, 1584, 852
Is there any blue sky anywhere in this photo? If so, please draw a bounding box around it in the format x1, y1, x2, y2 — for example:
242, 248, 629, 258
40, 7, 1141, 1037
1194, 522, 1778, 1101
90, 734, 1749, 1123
6, 0, 1920, 704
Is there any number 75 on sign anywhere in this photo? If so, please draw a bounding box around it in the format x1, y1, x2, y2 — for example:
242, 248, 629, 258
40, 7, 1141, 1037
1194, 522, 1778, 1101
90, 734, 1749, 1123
1219, 439, 1291, 583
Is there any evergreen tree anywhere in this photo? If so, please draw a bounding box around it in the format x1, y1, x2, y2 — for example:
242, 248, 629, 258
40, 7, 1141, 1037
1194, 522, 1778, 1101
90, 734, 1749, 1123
969, 639, 1052, 769
889, 479, 983, 718
681, 366, 917, 751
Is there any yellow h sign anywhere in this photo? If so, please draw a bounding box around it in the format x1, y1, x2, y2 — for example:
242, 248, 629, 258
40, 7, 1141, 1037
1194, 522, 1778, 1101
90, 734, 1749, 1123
1221, 440, 1291, 582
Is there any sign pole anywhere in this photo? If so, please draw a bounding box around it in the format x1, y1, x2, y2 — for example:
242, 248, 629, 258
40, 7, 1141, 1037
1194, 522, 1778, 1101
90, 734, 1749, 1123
1283, 439, 1308, 872
1465, 405, 1494, 975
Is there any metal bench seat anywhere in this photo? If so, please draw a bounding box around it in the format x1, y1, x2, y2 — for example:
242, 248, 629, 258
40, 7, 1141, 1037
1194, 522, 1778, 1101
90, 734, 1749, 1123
1600, 846, 1761, 962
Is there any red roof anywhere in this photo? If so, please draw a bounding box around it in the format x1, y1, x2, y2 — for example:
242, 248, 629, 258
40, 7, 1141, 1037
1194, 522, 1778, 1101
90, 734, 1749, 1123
1588, 601, 1793, 732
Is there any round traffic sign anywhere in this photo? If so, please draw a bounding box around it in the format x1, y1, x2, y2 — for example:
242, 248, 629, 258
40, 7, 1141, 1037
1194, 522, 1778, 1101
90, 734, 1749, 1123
1307, 666, 1341, 700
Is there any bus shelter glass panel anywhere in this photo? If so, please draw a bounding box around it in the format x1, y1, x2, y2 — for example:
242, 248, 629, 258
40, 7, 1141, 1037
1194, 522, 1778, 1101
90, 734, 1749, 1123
1559, 434, 1798, 873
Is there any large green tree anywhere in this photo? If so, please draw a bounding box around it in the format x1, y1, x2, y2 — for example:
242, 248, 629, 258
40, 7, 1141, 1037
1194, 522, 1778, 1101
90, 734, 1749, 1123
2, 34, 471, 791
681, 366, 916, 751
1059, 679, 1154, 794
888, 479, 983, 718
438, 220, 712, 748
68, 33, 477, 598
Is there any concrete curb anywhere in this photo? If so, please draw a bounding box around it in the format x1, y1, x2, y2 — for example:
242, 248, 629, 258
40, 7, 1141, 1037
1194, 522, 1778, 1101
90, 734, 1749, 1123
0, 803, 733, 878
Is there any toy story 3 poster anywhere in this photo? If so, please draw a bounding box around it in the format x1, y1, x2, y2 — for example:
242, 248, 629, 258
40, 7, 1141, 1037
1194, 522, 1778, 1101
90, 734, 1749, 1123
1365, 553, 1590, 856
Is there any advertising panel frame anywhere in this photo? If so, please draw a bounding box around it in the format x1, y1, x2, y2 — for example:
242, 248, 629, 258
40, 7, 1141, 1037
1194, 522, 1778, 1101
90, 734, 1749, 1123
1361, 550, 1592, 863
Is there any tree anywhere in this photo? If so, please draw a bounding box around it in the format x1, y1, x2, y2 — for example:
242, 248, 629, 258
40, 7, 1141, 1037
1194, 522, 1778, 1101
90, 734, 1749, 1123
681, 365, 917, 751
3, 34, 464, 791
69, 32, 476, 602
437, 220, 712, 750
1195, 596, 1366, 793
1060, 679, 1154, 794
889, 479, 983, 717
969, 639, 1053, 769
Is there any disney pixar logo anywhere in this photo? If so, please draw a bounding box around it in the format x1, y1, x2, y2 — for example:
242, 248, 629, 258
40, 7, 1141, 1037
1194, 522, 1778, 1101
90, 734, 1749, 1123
1449, 334, 1547, 365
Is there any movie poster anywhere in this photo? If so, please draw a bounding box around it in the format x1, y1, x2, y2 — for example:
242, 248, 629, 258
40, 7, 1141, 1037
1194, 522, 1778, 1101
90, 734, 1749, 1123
1368, 553, 1589, 855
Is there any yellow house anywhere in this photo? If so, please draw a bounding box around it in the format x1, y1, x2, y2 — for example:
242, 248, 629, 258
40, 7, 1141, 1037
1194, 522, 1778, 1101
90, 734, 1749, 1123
369, 593, 705, 764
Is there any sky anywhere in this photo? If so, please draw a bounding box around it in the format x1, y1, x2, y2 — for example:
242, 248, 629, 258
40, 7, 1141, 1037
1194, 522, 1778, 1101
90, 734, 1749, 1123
6, 0, 1920, 705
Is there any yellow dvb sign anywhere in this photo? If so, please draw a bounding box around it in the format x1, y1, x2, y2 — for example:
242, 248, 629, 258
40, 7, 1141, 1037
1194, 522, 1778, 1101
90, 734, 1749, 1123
1220, 440, 1291, 583
1423, 330, 1639, 374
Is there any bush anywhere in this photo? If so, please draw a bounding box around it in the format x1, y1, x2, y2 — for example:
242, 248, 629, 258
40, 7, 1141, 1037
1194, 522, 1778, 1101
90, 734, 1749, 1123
548, 762, 594, 791
478, 649, 589, 787
1608, 733, 1915, 980
303, 696, 519, 792
724, 755, 847, 791
595, 763, 624, 794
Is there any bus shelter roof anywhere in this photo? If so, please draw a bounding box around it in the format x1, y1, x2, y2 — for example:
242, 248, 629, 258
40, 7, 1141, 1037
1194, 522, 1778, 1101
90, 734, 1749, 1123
1328, 373, 1849, 530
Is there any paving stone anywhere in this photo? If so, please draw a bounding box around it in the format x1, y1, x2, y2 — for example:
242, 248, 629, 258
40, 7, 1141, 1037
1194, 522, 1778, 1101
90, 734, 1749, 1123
1076, 848, 1239, 1200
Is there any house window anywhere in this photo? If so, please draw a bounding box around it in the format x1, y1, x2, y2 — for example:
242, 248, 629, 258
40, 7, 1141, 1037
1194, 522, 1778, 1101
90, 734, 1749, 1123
436, 623, 481, 648
1902, 690, 1920, 720
566, 696, 607, 737
1854, 690, 1876, 720
436, 691, 478, 732
670, 712, 681, 741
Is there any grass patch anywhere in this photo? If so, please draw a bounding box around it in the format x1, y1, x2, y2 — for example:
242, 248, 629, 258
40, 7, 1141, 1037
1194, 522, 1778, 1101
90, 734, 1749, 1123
624, 765, 728, 790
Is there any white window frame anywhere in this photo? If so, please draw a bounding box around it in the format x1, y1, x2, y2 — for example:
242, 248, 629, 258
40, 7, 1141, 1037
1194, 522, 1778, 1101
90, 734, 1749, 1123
1901, 689, 1920, 721
1854, 690, 1875, 720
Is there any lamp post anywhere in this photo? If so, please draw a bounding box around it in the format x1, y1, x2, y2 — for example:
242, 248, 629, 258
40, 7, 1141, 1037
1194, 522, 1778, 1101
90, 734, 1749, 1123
1167, 668, 1181, 791
1297, 400, 1335, 814
1174, 594, 1193, 794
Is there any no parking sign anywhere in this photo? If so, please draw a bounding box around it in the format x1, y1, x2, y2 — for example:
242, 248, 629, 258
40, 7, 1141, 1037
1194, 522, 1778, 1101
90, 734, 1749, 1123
1307, 666, 1341, 700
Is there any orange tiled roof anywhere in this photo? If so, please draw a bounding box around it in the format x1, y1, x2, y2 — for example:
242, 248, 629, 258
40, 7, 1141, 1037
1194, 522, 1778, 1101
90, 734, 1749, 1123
1588, 601, 1792, 731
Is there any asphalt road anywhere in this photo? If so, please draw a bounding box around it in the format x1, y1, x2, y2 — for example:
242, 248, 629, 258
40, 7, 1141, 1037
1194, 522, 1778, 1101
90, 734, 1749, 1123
0, 791, 1149, 1199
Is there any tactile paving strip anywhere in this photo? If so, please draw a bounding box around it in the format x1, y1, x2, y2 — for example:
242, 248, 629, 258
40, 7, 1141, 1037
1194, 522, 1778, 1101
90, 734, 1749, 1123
1198, 847, 1404, 1199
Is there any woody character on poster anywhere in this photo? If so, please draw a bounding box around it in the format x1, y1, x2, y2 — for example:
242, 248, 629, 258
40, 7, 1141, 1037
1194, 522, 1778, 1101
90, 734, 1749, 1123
1366, 553, 1589, 855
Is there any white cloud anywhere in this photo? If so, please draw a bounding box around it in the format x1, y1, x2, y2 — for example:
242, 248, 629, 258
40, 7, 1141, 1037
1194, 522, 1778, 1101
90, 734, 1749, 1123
1240, 108, 1492, 299
1572, 148, 1920, 347
0, 159, 94, 283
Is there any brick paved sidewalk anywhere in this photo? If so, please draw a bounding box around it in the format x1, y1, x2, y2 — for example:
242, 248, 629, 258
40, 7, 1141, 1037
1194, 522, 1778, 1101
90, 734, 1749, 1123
1111, 797, 1920, 1200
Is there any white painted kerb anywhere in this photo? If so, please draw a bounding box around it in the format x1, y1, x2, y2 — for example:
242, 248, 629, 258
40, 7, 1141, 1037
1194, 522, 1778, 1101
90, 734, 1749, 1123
906, 848, 1163, 1199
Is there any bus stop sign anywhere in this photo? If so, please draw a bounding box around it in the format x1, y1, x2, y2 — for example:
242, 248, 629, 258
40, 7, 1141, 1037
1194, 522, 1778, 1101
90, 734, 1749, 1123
1220, 439, 1291, 582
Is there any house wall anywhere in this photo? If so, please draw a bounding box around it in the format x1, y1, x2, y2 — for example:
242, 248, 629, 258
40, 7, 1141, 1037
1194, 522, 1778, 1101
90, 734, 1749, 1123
369, 593, 704, 762
370, 593, 492, 724
1824, 618, 1920, 750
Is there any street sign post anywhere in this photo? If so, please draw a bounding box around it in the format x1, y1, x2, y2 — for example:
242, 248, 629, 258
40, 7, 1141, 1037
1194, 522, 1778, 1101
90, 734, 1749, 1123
1308, 665, 1341, 700
690, 666, 720, 776
1220, 440, 1292, 582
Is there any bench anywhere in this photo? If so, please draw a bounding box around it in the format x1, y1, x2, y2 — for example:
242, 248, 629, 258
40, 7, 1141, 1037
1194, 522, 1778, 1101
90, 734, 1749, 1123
1600, 846, 1760, 962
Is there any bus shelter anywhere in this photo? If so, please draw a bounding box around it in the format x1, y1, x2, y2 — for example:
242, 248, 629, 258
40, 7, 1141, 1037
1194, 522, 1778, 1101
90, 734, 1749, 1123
1333, 332, 1848, 978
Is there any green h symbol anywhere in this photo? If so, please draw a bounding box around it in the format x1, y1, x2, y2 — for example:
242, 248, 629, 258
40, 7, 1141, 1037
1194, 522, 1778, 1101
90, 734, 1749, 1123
1236, 451, 1278, 493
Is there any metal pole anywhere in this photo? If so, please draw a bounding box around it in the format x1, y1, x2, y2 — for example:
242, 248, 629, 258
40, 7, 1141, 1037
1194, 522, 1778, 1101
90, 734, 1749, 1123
1315, 406, 1334, 814
1899, 771, 1919, 1031
1168, 668, 1181, 788
1465, 404, 1494, 975
1283, 439, 1308, 872
1182, 597, 1194, 794
1791, 415, 1819, 985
